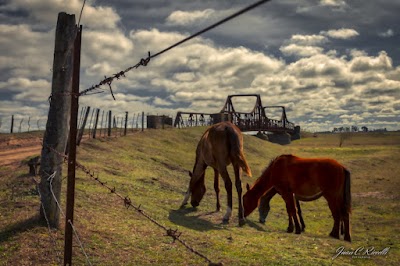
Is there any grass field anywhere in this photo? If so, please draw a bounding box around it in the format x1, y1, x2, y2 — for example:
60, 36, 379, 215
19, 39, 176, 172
1, 128, 399, 265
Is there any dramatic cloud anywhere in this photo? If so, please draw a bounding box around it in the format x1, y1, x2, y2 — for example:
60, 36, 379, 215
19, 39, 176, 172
166, 9, 215, 26
322, 28, 359, 39
0, 0, 399, 133
378, 29, 394, 38
319, 0, 347, 8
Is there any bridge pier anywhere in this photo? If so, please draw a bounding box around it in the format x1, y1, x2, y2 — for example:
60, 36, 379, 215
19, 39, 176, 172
266, 132, 292, 145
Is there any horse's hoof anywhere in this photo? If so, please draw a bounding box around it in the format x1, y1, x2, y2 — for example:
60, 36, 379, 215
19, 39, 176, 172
344, 235, 351, 242
238, 219, 246, 227
259, 219, 266, 224
295, 230, 301, 235
287, 227, 294, 233
179, 204, 186, 209
329, 231, 340, 239
222, 218, 229, 224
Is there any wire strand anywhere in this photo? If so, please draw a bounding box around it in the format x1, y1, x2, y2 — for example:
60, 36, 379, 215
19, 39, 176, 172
151, 0, 271, 59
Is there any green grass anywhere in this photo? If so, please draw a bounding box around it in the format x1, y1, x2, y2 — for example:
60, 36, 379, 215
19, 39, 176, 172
0, 128, 399, 265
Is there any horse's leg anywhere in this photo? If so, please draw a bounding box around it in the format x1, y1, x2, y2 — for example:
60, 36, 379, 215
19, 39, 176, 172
326, 196, 341, 239
258, 188, 277, 224
296, 199, 306, 232
342, 211, 351, 242
180, 182, 191, 208
233, 164, 245, 226
213, 168, 221, 212
282, 192, 301, 234
340, 220, 344, 236
220, 167, 233, 224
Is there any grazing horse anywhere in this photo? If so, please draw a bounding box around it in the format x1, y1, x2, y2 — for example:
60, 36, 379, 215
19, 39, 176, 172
180, 121, 252, 226
243, 154, 351, 242
259, 189, 307, 230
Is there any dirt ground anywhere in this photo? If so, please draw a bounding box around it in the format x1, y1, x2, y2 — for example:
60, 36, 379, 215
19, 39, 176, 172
0, 135, 43, 168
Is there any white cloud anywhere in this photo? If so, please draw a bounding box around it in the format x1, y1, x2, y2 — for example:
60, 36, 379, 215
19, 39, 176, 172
289, 34, 328, 46
378, 29, 394, 38
166, 9, 215, 26
5, 0, 121, 29
280, 44, 324, 58
322, 28, 359, 39
350, 51, 393, 72
319, 0, 347, 7
153, 97, 172, 106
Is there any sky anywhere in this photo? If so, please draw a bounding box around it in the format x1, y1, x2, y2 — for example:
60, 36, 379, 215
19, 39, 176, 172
0, 0, 399, 133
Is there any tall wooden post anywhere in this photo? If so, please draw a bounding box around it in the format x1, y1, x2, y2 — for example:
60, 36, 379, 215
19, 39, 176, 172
124, 112, 128, 136
64, 23, 82, 266
77, 106, 90, 146
92, 108, 100, 138
107, 111, 112, 136
39, 12, 76, 228
10, 115, 14, 133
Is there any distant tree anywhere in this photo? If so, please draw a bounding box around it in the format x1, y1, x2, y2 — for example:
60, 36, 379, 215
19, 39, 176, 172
361, 126, 368, 132
339, 132, 352, 147
352, 125, 358, 132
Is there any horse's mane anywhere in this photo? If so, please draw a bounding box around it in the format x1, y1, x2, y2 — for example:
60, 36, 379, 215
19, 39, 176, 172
251, 154, 295, 189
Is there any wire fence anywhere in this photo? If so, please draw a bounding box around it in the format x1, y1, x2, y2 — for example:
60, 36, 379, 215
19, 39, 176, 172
12, 0, 273, 265
44, 144, 223, 265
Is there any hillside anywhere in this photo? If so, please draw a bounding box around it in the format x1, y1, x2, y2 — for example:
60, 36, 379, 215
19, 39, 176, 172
0, 128, 399, 265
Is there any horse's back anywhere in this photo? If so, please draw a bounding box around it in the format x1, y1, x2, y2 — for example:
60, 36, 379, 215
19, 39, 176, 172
198, 122, 250, 175
274, 154, 346, 192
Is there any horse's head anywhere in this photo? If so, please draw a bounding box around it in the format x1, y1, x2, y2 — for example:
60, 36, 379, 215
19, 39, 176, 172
243, 183, 258, 217
189, 171, 206, 207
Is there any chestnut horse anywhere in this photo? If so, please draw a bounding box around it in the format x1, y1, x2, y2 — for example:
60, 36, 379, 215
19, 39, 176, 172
243, 154, 351, 241
180, 121, 252, 226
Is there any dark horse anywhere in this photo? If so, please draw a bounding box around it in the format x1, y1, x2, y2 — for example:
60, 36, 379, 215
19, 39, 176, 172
180, 121, 252, 226
243, 154, 351, 241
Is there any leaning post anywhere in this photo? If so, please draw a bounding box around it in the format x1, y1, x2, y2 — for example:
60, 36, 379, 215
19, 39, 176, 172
39, 12, 75, 228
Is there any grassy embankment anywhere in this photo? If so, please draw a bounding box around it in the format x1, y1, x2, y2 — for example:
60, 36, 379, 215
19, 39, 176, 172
0, 128, 399, 265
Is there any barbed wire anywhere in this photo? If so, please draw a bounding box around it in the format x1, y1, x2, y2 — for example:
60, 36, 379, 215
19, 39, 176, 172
31, 177, 63, 265
45, 144, 223, 265
79, 0, 272, 99
78, 0, 87, 26
44, 170, 93, 266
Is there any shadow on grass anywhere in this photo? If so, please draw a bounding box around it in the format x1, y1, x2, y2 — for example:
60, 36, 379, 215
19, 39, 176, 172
168, 207, 223, 231
245, 219, 267, 232
0, 215, 45, 244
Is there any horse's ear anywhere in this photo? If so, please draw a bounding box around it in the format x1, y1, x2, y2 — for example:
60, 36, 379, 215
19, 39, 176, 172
189, 171, 193, 178
246, 183, 250, 191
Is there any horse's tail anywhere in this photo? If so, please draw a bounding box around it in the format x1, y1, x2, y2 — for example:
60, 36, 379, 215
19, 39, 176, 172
238, 149, 252, 177
227, 125, 252, 177
343, 168, 352, 214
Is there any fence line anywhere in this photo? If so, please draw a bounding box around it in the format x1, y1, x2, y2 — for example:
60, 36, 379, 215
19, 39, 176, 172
45, 144, 222, 266
33, 1, 272, 264
0, 108, 173, 134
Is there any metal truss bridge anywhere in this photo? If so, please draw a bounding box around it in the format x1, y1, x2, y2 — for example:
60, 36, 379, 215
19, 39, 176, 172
174, 94, 297, 134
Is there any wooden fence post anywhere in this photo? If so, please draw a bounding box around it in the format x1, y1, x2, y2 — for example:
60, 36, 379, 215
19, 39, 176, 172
124, 112, 128, 136
77, 106, 90, 146
108, 110, 112, 136
39, 12, 76, 228
10, 115, 14, 133
64, 23, 82, 266
99, 110, 104, 137
92, 108, 100, 139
